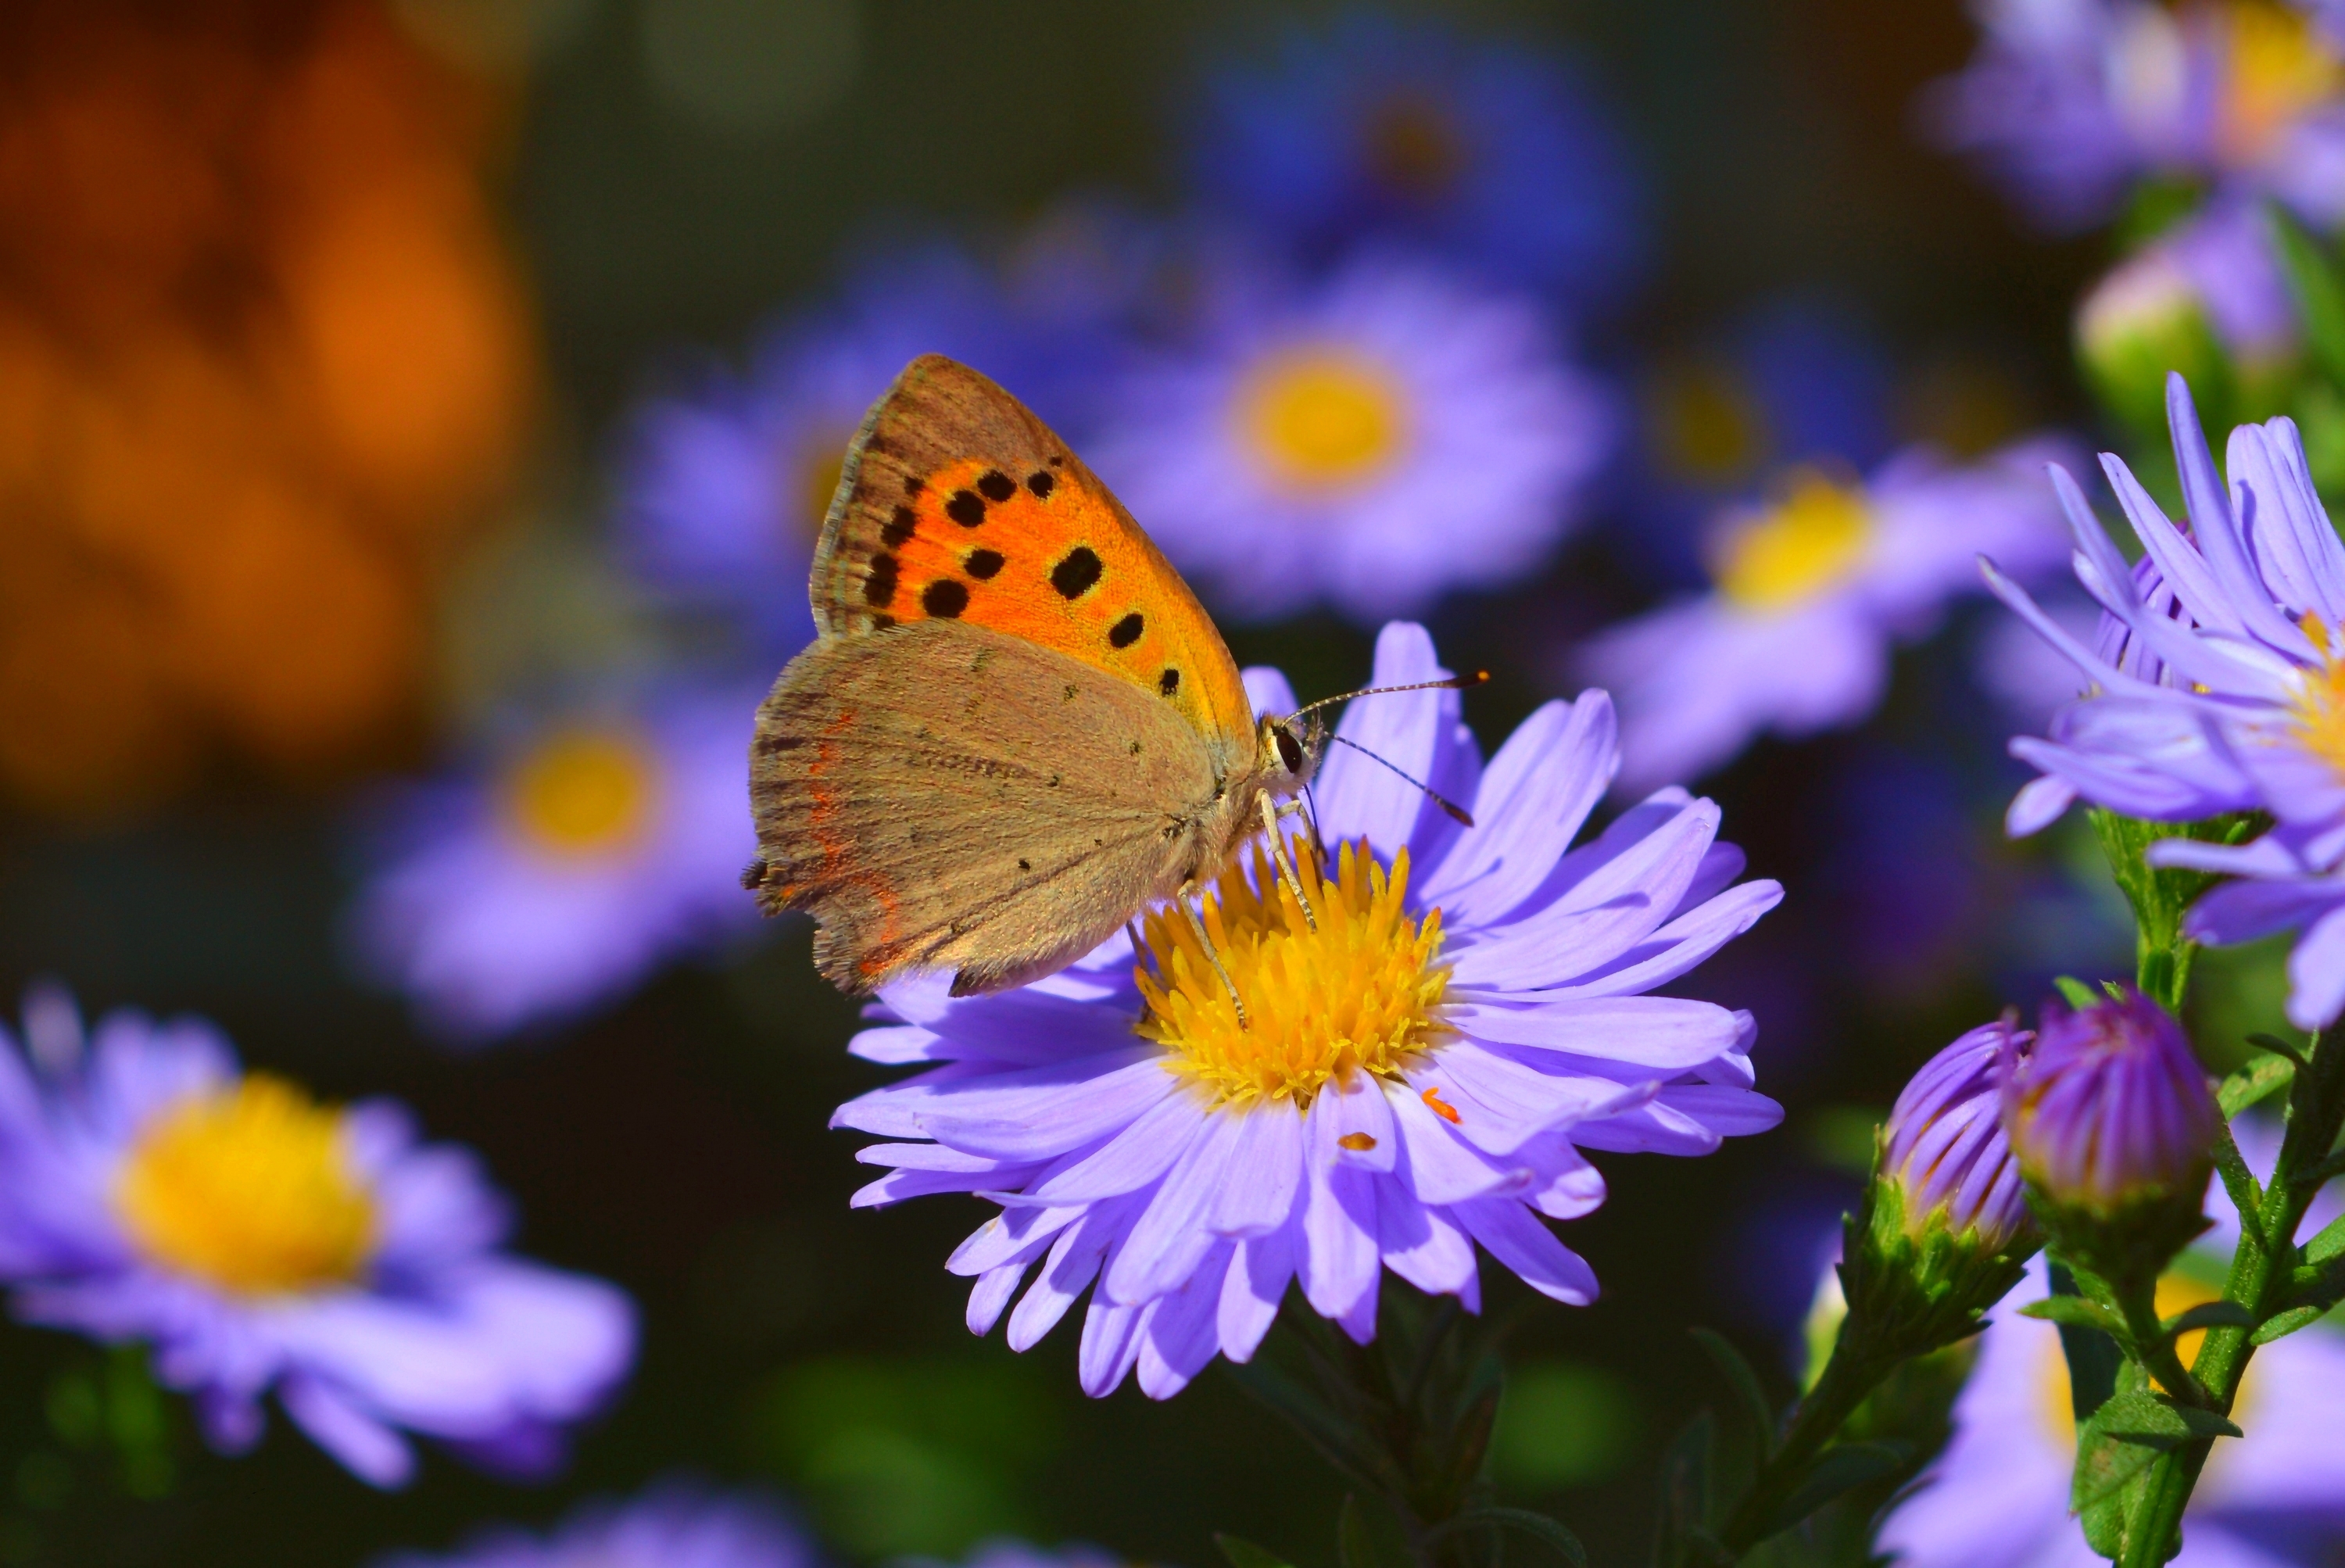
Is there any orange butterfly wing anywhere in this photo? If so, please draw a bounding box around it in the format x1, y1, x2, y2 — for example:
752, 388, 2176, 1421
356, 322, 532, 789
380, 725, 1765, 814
809, 354, 1255, 762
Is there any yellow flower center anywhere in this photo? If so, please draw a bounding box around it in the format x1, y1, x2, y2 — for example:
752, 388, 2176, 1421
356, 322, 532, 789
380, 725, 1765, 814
1136, 836, 1452, 1110
2216, 1, 2343, 164
1234, 348, 1412, 496
2035, 1274, 2250, 1444
2290, 614, 2345, 779
1649, 362, 1767, 485
114, 1076, 377, 1297
1711, 468, 1875, 611
1364, 92, 1467, 199
501, 727, 660, 859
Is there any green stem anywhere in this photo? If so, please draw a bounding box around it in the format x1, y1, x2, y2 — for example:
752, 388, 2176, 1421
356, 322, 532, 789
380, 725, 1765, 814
1717, 1337, 1891, 1556
2118, 1027, 2345, 1566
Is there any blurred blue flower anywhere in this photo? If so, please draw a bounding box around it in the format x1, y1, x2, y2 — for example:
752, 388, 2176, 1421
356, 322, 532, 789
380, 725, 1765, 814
345, 679, 762, 1044
1578, 438, 2075, 795
1183, 13, 1645, 307
376, 1481, 817, 1568
0, 991, 636, 1488
1879, 1251, 2345, 1564
1087, 251, 1613, 624
836, 625, 1780, 1398
1926, 0, 2345, 231
614, 250, 1072, 659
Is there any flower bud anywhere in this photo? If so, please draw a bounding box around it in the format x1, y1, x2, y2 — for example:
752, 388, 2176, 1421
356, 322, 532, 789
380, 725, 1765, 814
2001, 987, 2216, 1287
1834, 1020, 2042, 1369
1881, 1020, 2033, 1253
2075, 245, 2231, 444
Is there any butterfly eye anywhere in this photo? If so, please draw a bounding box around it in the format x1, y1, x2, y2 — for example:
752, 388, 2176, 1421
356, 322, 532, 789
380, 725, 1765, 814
1274, 725, 1305, 775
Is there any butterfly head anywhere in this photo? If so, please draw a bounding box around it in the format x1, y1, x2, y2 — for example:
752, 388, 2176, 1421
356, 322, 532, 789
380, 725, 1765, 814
1257, 711, 1326, 795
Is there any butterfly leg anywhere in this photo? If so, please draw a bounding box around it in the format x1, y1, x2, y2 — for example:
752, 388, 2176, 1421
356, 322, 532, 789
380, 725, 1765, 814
1257, 791, 1317, 931
1176, 882, 1248, 1030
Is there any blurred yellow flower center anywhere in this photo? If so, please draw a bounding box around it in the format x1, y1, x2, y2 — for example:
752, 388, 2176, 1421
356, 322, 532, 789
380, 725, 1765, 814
2290, 615, 2345, 779
1650, 362, 1767, 484
1713, 469, 1875, 611
1235, 349, 1412, 495
2217, 2, 2343, 163
502, 728, 660, 859
114, 1076, 376, 1297
1365, 93, 1467, 198
2035, 1274, 2247, 1443
1137, 836, 1452, 1110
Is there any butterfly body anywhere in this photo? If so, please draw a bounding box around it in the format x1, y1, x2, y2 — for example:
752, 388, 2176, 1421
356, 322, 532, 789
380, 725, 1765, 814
749, 356, 1319, 996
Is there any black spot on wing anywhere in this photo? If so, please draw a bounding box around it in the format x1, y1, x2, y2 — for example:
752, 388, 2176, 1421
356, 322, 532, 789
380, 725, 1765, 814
1108, 612, 1144, 649
922, 579, 970, 618
1051, 546, 1103, 599
865, 553, 899, 607
904, 474, 925, 496
965, 548, 1004, 580
1159, 668, 1180, 696
882, 506, 917, 547
947, 490, 986, 528
1026, 470, 1055, 498
976, 470, 1017, 503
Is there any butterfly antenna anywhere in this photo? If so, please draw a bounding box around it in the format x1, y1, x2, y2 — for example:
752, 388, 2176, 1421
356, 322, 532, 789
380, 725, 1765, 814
1285, 668, 1488, 721
1327, 736, 1476, 827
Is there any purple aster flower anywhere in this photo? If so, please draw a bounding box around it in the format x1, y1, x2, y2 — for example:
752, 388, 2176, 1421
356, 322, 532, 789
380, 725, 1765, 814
1925, 0, 2345, 231
1182, 13, 1646, 306
836, 622, 1783, 1399
1085, 251, 1614, 624
0, 992, 636, 1488
1878, 1251, 2345, 1566
1883, 1022, 2035, 1250
1577, 438, 2075, 795
613, 250, 1058, 658
2001, 987, 2217, 1211
345, 679, 761, 1044
374, 1481, 818, 1568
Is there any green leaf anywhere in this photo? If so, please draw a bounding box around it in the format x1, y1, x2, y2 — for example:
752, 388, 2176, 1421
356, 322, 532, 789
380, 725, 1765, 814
1420, 1508, 1588, 1568
2253, 1305, 2328, 1344
2020, 1296, 2128, 1336
2054, 975, 2103, 1010
2072, 1394, 2181, 1521
1756, 1440, 1914, 1539
2271, 201, 2345, 388
1653, 1409, 1716, 1564
2218, 1052, 2297, 1117
1216, 1536, 1298, 1568
2307, 1213, 2345, 1271
2049, 1261, 2124, 1422
2159, 1301, 2255, 1340
1337, 1495, 1378, 1568
1688, 1327, 1777, 1466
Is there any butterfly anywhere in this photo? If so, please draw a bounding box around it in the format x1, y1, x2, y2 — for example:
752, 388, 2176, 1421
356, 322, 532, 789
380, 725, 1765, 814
744, 355, 1333, 998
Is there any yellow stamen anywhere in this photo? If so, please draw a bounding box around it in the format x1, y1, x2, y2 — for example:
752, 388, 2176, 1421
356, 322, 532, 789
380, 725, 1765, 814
1136, 836, 1452, 1110
2216, 1, 2343, 164
2291, 612, 2345, 779
114, 1076, 377, 1297
1711, 467, 1875, 612
1233, 348, 1412, 496
501, 727, 660, 859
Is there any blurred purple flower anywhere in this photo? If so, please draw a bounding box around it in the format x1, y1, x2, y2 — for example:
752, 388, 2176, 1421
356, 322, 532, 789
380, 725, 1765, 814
1926, 0, 2345, 231
838, 624, 1781, 1398
1087, 251, 1613, 624
1577, 438, 2075, 795
374, 1481, 817, 1568
2002, 987, 2216, 1209
345, 680, 761, 1044
1183, 13, 1645, 306
1886, 1021, 2035, 1249
0, 991, 635, 1488
613, 250, 1069, 658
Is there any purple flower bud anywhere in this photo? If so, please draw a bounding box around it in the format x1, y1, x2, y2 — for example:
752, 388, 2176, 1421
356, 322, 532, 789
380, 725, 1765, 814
1882, 1020, 2034, 1249
2002, 988, 2218, 1211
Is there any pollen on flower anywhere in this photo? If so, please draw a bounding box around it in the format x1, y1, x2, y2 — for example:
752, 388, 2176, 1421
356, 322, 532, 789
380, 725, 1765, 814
2215, 1, 2343, 164
502, 728, 661, 859
1135, 835, 1453, 1109
1711, 467, 1875, 611
1233, 347, 1412, 495
114, 1076, 378, 1297
2290, 614, 2345, 778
